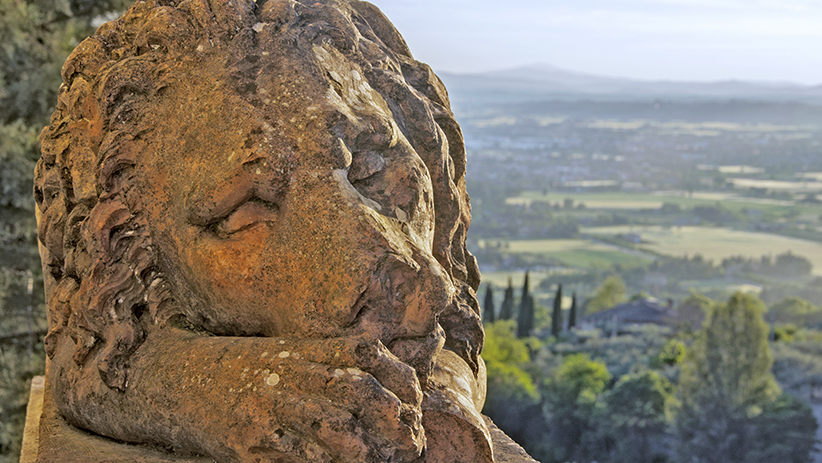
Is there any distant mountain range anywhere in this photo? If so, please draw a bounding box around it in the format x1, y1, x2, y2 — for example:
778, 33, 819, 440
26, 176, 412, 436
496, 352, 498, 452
438, 64, 822, 106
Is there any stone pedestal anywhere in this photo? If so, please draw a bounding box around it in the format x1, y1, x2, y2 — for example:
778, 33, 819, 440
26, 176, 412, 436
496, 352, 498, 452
21, 376, 537, 463
19, 376, 44, 463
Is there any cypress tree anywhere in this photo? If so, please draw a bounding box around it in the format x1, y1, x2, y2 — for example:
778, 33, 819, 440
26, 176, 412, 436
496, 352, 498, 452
500, 277, 515, 320
568, 292, 578, 329
520, 271, 530, 312
516, 271, 530, 324
552, 284, 563, 337
483, 285, 495, 323
517, 294, 535, 338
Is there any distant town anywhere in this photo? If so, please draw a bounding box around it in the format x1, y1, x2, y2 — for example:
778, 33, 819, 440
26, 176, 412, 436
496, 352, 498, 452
446, 67, 822, 463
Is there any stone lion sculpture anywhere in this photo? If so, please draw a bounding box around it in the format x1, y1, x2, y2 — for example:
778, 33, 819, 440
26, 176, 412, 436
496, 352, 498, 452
34, 0, 494, 461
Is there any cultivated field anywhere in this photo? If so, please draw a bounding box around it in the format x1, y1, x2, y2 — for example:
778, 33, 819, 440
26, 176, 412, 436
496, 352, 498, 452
510, 190, 822, 219
478, 238, 652, 269
582, 225, 822, 275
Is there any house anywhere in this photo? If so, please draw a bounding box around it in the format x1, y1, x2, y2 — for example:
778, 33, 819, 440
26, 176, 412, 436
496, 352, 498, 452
581, 298, 680, 331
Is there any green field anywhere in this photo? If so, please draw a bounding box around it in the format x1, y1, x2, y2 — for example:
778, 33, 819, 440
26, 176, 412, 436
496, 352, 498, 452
479, 238, 653, 270
510, 190, 822, 219
728, 178, 822, 192
582, 225, 822, 275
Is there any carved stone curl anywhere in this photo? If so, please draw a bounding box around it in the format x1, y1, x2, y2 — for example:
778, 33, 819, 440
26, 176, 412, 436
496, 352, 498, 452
35, 0, 493, 461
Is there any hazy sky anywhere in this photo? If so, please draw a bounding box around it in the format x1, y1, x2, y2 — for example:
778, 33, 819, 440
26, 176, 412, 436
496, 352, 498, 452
374, 0, 822, 85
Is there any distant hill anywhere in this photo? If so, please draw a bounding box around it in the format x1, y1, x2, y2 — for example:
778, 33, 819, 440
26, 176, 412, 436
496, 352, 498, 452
439, 63, 822, 107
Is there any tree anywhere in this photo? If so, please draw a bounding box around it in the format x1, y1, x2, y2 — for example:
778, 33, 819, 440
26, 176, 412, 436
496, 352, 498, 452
483, 284, 495, 323
606, 370, 677, 463
499, 277, 515, 320
542, 353, 612, 463
551, 284, 563, 337
772, 251, 813, 278
568, 293, 577, 330
515, 272, 533, 337
675, 292, 783, 463
483, 321, 539, 403
745, 393, 818, 463
517, 294, 534, 339
677, 292, 714, 331
0, 0, 132, 459
585, 275, 627, 314
482, 321, 543, 450
770, 296, 822, 326
519, 271, 530, 315
651, 339, 686, 368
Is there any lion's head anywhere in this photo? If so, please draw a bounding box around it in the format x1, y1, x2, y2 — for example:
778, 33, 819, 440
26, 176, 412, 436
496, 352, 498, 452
36, 0, 482, 393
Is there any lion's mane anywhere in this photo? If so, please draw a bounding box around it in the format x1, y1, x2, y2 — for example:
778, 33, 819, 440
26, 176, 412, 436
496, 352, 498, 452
36, 0, 483, 392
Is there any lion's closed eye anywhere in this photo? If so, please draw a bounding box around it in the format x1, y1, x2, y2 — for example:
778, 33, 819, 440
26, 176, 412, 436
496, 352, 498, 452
213, 199, 279, 236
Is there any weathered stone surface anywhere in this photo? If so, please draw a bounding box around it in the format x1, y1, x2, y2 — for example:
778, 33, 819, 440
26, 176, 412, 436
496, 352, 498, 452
33, 0, 534, 461
20, 376, 44, 463
36, 376, 215, 463
483, 418, 540, 463
23, 375, 537, 462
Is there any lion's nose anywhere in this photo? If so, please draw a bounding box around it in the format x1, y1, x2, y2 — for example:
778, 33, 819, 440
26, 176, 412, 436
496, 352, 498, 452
349, 252, 453, 343
394, 252, 453, 339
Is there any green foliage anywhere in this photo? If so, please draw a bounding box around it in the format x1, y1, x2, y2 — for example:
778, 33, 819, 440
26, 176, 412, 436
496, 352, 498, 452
771, 296, 822, 327
0, 123, 41, 275
541, 353, 612, 463
676, 291, 714, 331
660, 202, 681, 213
771, 340, 822, 397
605, 370, 678, 463
517, 271, 529, 319
773, 251, 813, 278
585, 274, 627, 314
568, 292, 577, 329
0, 0, 131, 459
543, 353, 611, 407
675, 292, 787, 463
651, 338, 687, 368
481, 321, 544, 453
0, 346, 44, 462
0, 122, 38, 209
482, 284, 495, 323
724, 251, 815, 279
516, 294, 534, 338
515, 272, 534, 338
499, 277, 515, 320
745, 393, 819, 463
608, 370, 677, 429
680, 292, 780, 415
675, 391, 818, 463
774, 324, 799, 342
550, 284, 562, 337
520, 271, 529, 300
693, 204, 733, 223
486, 314, 819, 463
0, 121, 45, 462
550, 325, 675, 379
482, 321, 538, 401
